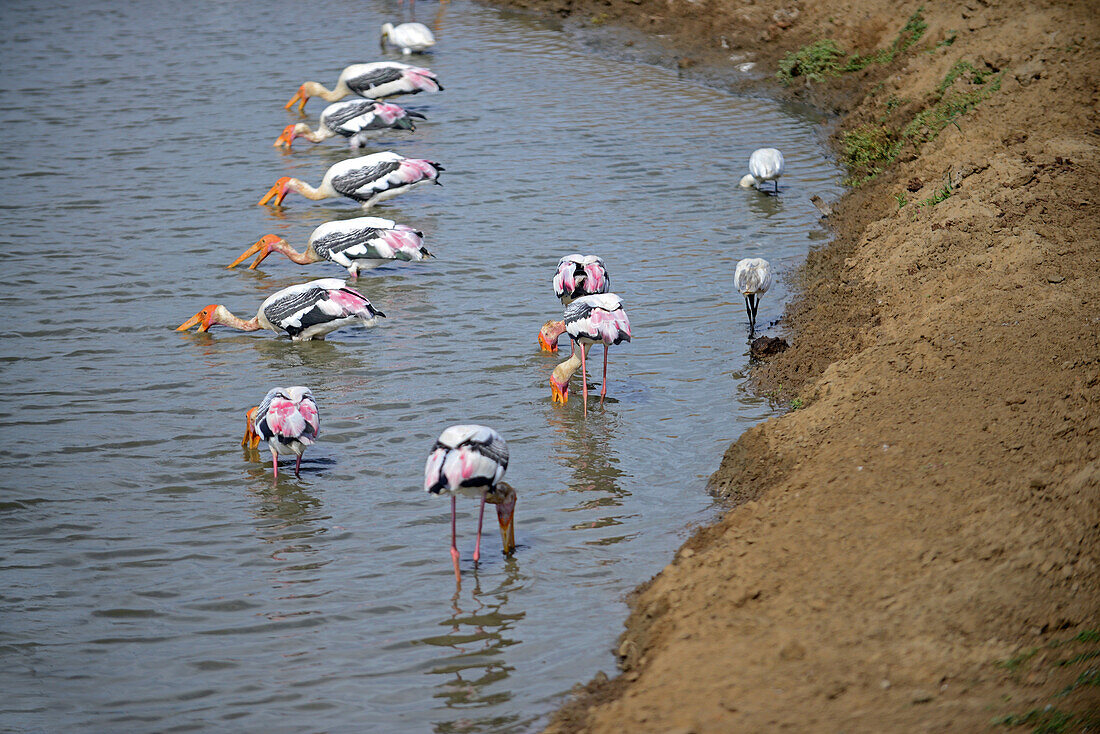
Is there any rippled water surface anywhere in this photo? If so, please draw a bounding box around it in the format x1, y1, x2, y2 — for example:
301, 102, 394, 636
0, 0, 841, 730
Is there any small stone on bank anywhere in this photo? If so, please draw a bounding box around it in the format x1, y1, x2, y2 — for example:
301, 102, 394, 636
1047, 275, 1065, 283
750, 335, 789, 359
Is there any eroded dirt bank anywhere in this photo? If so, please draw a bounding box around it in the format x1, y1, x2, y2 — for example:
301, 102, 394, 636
487, 0, 1100, 729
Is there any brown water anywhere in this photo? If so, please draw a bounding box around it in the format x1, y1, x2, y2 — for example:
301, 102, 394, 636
0, 0, 841, 730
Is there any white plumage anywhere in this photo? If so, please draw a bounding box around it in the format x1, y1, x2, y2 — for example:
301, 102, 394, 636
739, 148, 785, 192
285, 62, 442, 112
734, 257, 772, 331
381, 22, 436, 54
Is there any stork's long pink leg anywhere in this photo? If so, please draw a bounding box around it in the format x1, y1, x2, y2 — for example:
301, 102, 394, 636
271, 450, 278, 480
473, 494, 486, 563
450, 495, 461, 583
295, 455, 303, 478
601, 346, 609, 400
579, 345, 589, 415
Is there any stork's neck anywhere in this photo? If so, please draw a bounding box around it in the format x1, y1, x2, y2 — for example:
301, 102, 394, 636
552, 343, 589, 385
294, 123, 328, 143
274, 239, 322, 265
303, 80, 349, 103
286, 178, 331, 201
213, 305, 262, 332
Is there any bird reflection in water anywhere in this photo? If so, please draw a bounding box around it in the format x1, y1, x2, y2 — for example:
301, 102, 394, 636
247, 477, 334, 621
421, 561, 531, 733
545, 409, 634, 544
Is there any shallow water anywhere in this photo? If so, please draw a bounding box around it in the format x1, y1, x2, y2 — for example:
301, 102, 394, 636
0, 0, 841, 730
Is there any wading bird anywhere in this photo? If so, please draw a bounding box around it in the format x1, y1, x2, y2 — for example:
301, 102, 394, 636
274, 98, 425, 149
228, 217, 431, 280
542, 293, 631, 415
537, 254, 610, 353
734, 257, 771, 333
257, 152, 443, 210
424, 425, 516, 583
242, 386, 319, 480
285, 62, 442, 112
738, 148, 785, 193
380, 22, 436, 54
176, 278, 385, 341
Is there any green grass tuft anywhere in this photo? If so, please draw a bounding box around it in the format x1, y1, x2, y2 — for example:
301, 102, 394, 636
776, 40, 846, 84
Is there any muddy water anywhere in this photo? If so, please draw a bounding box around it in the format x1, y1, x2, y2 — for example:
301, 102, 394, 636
0, 0, 841, 730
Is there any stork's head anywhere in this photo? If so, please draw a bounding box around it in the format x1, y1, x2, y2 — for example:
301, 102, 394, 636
738, 173, 759, 189
485, 483, 517, 555
176, 304, 221, 333
258, 177, 293, 206
242, 406, 261, 448
550, 375, 569, 404
273, 123, 309, 148
284, 83, 313, 113
229, 234, 283, 269
538, 319, 566, 353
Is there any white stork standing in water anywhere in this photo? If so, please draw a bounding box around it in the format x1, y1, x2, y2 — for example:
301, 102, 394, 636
274, 99, 425, 149
380, 22, 436, 54
739, 148, 785, 193
537, 254, 610, 353
734, 257, 772, 333
541, 293, 632, 415
228, 217, 431, 280
285, 62, 442, 112
257, 152, 443, 210
176, 278, 385, 340
242, 386, 320, 480
424, 425, 516, 583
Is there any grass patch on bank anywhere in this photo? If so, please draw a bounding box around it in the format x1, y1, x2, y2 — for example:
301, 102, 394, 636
992, 629, 1100, 733
842, 60, 1004, 185
776, 7, 926, 85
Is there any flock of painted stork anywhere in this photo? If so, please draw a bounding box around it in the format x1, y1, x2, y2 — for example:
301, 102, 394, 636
175, 23, 786, 581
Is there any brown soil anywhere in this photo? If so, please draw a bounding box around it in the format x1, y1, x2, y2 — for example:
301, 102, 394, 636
486, 0, 1100, 730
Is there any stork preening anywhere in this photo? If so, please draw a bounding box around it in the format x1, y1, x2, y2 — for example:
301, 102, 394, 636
734, 257, 772, 333
424, 425, 516, 583
228, 217, 431, 280
176, 278, 385, 340
541, 293, 632, 415
242, 386, 320, 480
257, 152, 443, 210
738, 148, 785, 193
285, 62, 442, 112
274, 99, 425, 149
538, 254, 611, 353
380, 22, 436, 55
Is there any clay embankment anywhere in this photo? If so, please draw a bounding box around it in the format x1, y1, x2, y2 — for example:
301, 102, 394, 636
485, 0, 1100, 729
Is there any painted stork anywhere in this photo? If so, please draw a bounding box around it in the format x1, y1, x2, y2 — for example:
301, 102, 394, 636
542, 293, 632, 414
739, 148, 785, 193
538, 254, 610, 353
257, 152, 443, 210
424, 425, 516, 583
228, 217, 431, 280
176, 278, 385, 341
285, 62, 442, 113
381, 22, 436, 54
734, 257, 772, 333
274, 99, 425, 149
242, 386, 320, 480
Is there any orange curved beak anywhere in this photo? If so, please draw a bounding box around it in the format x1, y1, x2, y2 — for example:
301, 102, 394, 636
228, 236, 277, 270
176, 307, 213, 333
285, 85, 308, 113
273, 124, 296, 148
258, 178, 290, 206
538, 331, 558, 353
498, 505, 515, 555
550, 379, 568, 404
242, 406, 261, 448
